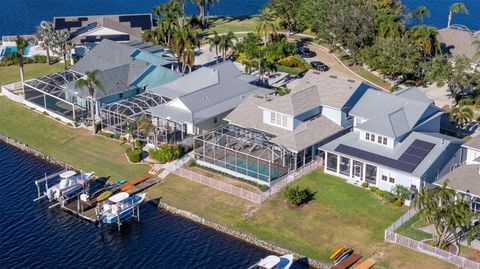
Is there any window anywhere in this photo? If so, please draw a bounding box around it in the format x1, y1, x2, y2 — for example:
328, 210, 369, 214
382, 175, 388, 181
276, 113, 282, 125
213, 117, 218, 124
383, 137, 387, 145
326, 153, 338, 172
365, 133, 370, 140
339, 156, 350, 176
119, 93, 123, 98
389, 176, 395, 183
377, 136, 382, 143
282, 115, 288, 127
270, 112, 275, 124
371, 134, 375, 142
365, 164, 377, 185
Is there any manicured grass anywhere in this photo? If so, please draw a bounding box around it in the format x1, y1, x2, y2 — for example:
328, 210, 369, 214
0, 97, 150, 181
147, 170, 454, 268
200, 16, 260, 36
0, 63, 64, 86
396, 214, 432, 241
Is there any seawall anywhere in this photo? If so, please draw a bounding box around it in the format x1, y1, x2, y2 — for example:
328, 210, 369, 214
0, 133, 329, 269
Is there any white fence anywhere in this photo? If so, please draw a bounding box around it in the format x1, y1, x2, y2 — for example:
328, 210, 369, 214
385, 208, 480, 269
172, 159, 323, 204
1, 82, 25, 103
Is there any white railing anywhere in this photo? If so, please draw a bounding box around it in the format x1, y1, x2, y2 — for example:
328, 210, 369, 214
1, 82, 25, 103
385, 208, 480, 269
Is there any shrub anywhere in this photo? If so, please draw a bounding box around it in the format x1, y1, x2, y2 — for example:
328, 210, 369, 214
383, 191, 396, 203
126, 148, 142, 163
0, 53, 32, 66
278, 55, 310, 71
361, 182, 369, 188
370, 186, 378, 192
275, 65, 305, 76
42, 111, 49, 116
187, 158, 196, 167
135, 139, 143, 149
375, 189, 384, 197
274, 87, 290, 96
119, 136, 128, 143
99, 131, 114, 138
94, 122, 102, 134
73, 120, 80, 127
149, 143, 186, 163
461, 97, 474, 106
394, 199, 402, 207
283, 185, 314, 206
32, 55, 47, 63
55, 117, 61, 121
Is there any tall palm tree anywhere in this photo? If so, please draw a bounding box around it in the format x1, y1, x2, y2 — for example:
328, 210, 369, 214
255, 11, 277, 46
219, 31, 237, 61
172, 26, 199, 73
412, 5, 430, 25
407, 26, 440, 57
208, 31, 221, 64
448, 2, 468, 28
34, 21, 55, 65
450, 102, 473, 136
74, 70, 105, 134
14, 36, 30, 92
191, 0, 206, 28
137, 116, 158, 150
52, 29, 73, 70
183, 42, 196, 73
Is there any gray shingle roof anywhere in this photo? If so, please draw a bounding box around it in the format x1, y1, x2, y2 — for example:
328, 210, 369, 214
464, 135, 480, 150
436, 164, 480, 197
321, 131, 463, 178
351, 88, 441, 138
225, 95, 343, 152
259, 86, 321, 116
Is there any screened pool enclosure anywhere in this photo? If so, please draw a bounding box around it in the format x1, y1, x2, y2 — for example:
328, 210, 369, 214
193, 125, 295, 185
23, 70, 88, 121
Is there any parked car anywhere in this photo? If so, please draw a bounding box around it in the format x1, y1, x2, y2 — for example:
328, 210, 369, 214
310, 61, 329, 72
298, 46, 316, 58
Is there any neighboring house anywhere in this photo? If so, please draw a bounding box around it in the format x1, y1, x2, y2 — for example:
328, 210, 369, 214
22, 39, 180, 122
320, 87, 463, 194
101, 61, 271, 143
193, 71, 375, 186
437, 25, 480, 65
53, 14, 152, 43
435, 135, 480, 212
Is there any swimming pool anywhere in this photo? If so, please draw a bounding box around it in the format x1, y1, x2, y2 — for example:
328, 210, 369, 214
0, 46, 30, 57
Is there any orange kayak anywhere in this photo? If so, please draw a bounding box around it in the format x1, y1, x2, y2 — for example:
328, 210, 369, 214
120, 184, 134, 191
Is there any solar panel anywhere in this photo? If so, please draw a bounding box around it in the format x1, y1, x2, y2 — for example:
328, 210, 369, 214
335, 139, 435, 173
119, 15, 152, 30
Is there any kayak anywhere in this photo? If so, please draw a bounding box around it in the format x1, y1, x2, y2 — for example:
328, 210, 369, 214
330, 247, 345, 260
120, 184, 134, 191
96, 191, 113, 202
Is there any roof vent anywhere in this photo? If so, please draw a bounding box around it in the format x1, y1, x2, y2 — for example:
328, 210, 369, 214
203, 96, 208, 100
329, 75, 337, 79
254, 93, 264, 99
313, 71, 321, 75
347, 79, 355, 83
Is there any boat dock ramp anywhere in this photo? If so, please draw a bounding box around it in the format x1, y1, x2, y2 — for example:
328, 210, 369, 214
34, 170, 159, 229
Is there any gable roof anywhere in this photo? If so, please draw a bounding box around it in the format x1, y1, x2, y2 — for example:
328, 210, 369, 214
351, 88, 441, 138
260, 86, 320, 116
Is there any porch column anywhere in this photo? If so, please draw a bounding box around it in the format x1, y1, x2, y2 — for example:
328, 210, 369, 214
336, 154, 340, 175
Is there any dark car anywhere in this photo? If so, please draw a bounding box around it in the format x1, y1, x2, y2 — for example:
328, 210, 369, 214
310, 61, 329, 72
298, 47, 316, 58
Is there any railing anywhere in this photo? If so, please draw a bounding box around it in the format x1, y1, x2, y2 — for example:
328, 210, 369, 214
1, 82, 25, 103
267, 159, 323, 195
385, 208, 480, 269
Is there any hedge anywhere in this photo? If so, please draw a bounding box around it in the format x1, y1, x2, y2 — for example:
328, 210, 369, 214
126, 148, 142, 163
275, 65, 305, 76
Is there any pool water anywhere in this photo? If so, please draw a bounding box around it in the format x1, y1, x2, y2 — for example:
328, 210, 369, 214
0, 46, 31, 57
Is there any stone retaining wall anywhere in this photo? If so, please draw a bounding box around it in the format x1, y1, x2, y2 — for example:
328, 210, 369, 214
0, 133, 329, 268
0, 134, 75, 170
157, 202, 330, 269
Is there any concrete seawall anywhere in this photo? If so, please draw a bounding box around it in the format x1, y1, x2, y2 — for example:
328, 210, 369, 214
0, 133, 329, 269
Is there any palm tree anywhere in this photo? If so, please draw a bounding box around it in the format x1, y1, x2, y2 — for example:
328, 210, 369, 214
172, 26, 199, 73
125, 119, 138, 150
137, 116, 158, 150
14, 36, 30, 92
473, 40, 480, 61
74, 70, 105, 134
407, 26, 440, 57
255, 11, 277, 46
450, 102, 473, 136
448, 2, 468, 28
208, 31, 221, 64
219, 31, 237, 61
392, 185, 409, 202
412, 6, 430, 25
34, 21, 55, 65
378, 14, 404, 39
52, 29, 73, 70
191, 0, 206, 28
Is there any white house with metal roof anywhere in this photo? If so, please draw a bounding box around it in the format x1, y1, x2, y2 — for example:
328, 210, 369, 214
193, 71, 374, 185
320, 87, 463, 194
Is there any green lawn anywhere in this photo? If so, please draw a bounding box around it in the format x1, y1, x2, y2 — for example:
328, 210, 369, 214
147, 170, 454, 268
0, 97, 150, 180
200, 16, 260, 36
0, 63, 64, 86
396, 214, 432, 241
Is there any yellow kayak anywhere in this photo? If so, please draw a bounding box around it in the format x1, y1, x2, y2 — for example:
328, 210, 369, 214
96, 191, 113, 202
330, 247, 345, 260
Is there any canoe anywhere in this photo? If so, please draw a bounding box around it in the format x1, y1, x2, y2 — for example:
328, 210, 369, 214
106, 179, 126, 190
334, 249, 350, 264
128, 174, 152, 185
96, 191, 113, 202
330, 247, 345, 260
335, 249, 353, 265
120, 184, 134, 191
353, 258, 376, 269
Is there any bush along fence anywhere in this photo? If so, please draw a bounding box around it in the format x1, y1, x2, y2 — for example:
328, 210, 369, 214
157, 201, 330, 269
172, 159, 323, 204
385, 208, 480, 269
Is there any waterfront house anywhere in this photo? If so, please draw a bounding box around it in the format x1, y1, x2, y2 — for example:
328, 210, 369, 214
320, 87, 463, 194
101, 61, 271, 143
53, 14, 152, 43
193, 71, 374, 186
22, 39, 180, 122
435, 135, 480, 212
